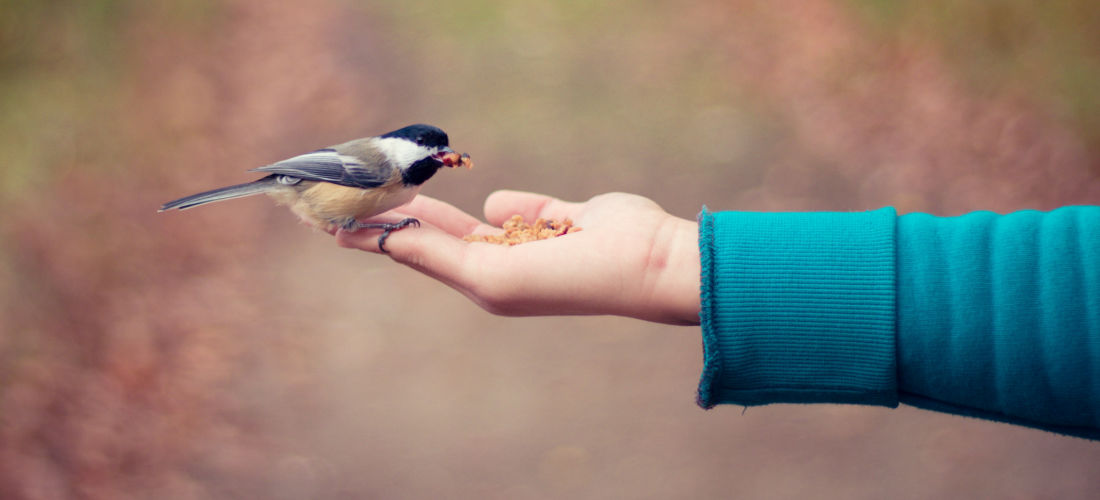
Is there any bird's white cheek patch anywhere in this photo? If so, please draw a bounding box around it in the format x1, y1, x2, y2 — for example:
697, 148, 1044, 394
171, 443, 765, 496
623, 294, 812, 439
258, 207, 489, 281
371, 137, 432, 167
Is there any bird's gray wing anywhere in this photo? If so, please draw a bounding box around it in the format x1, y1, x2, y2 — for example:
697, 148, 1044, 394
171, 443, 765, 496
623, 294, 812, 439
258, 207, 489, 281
250, 148, 392, 188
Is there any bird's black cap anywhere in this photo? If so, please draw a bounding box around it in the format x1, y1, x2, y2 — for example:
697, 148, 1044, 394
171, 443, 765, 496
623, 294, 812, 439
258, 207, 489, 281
381, 124, 449, 148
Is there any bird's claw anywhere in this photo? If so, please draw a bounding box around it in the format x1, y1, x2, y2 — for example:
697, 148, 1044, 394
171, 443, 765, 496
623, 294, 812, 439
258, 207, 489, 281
355, 217, 420, 253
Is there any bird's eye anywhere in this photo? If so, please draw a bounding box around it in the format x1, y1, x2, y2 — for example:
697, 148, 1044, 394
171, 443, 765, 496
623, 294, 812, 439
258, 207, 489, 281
415, 136, 425, 145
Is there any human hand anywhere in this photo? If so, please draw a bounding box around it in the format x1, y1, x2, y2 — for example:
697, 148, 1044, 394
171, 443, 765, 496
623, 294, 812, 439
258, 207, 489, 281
334, 190, 701, 325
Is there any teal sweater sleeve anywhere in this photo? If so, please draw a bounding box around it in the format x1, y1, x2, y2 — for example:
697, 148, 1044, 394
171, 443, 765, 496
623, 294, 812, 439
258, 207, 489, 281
697, 206, 1100, 440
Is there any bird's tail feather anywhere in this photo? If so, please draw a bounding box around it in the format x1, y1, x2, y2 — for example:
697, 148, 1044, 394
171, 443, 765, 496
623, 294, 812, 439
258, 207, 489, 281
159, 177, 278, 211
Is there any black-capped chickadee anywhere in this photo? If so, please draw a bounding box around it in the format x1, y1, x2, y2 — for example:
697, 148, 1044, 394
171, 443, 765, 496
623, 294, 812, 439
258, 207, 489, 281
159, 124, 471, 252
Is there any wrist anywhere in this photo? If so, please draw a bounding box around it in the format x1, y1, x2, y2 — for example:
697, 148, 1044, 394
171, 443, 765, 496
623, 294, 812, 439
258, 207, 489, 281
645, 216, 701, 325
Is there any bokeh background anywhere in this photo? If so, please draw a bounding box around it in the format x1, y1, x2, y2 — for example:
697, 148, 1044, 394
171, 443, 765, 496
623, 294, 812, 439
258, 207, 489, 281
2, 0, 1099, 498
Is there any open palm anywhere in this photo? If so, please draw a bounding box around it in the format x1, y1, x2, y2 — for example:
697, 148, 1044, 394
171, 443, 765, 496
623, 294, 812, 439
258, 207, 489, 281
335, 190, 701, 325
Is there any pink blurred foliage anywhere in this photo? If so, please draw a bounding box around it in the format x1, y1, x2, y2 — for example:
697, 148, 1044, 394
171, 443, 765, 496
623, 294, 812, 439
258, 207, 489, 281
0, 0, 1098, 498
681, 0, 1099, 214
1, 0, 378, 497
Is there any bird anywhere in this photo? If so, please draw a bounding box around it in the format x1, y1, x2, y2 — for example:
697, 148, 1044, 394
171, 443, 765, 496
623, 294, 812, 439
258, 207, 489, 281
159, 124, 471, 252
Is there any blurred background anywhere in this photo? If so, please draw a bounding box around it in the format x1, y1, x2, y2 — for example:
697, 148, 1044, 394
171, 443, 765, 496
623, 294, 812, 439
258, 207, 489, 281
1, 0, 1099, 498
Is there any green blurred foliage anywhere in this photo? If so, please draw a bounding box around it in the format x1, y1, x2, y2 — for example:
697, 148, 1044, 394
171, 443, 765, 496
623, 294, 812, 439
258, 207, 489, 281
0, 0, 220, 201
0, 0, 124, 193
367, 0, 777, 188
0, 0, 127, 70
848, 0, 1100, 153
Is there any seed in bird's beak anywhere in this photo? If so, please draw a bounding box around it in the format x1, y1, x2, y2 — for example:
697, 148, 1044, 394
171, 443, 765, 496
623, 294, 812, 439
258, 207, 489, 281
437, 151, 474, 169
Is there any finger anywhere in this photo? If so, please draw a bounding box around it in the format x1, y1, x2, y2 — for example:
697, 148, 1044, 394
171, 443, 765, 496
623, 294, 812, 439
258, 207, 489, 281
335, 216, 475, 289
483, 190, 583, 226
395, 195, 493, 238
334, 211, 439, 254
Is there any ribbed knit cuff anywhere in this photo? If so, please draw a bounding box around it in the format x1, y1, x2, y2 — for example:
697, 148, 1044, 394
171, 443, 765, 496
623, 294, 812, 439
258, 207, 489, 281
697, 208, 899, 409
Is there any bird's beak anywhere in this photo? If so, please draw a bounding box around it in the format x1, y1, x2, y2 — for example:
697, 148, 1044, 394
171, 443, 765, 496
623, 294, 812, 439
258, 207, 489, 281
432, 147, 454, 164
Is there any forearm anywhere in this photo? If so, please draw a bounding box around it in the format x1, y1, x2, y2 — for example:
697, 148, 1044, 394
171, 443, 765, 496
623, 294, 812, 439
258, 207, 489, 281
896, 207, 1100, 439
697, 206, 1100, 440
